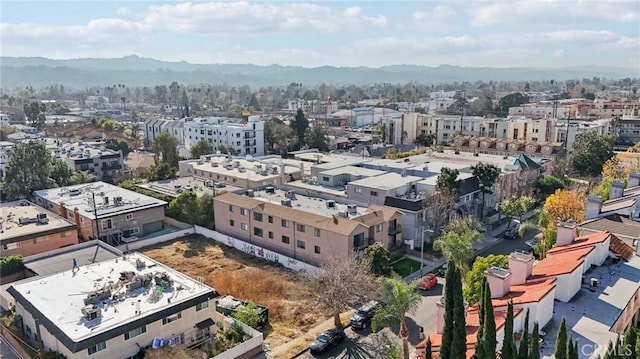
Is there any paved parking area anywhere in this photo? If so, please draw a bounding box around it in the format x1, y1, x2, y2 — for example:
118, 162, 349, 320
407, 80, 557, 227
296, 327, 403, 359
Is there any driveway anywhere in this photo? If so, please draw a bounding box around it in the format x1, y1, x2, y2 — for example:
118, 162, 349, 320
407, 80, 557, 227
296, 327, 404, 359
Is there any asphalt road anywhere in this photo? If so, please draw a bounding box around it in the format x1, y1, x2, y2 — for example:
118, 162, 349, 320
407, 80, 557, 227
0, 337, 22, 359
476, 228, 540, 257
297, 327, 403, 359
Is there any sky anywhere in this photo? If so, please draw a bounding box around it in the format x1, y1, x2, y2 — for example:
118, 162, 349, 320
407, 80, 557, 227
1, 0, 639, 69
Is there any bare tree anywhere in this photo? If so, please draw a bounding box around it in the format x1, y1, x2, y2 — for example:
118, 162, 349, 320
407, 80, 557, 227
304, 255, 381, 329
422, 189, 457, 237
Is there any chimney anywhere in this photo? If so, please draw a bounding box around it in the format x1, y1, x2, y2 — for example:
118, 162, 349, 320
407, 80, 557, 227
401, 168, 407, 177
628, 173, 640, 188
436, 297, 446, 333
508, 251, 534, 285
585, 195, 603, 220
485, 266, 512, 298
74, 207, 82, 239
556, 221, 577, 246
59, 202, 68, 219
280, 163, 287, 184
610, 180, 625, 200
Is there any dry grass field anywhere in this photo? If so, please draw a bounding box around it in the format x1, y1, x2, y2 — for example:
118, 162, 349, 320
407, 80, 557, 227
141, 234, 327, 348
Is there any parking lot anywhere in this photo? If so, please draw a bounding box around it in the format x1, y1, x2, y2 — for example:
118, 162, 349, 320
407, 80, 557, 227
296, 327, 403, 359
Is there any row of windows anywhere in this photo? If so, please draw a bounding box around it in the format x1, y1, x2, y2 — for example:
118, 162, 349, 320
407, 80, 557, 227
231, 206, 325, 236
229, 220, 322, 254
87, 300, 209, 355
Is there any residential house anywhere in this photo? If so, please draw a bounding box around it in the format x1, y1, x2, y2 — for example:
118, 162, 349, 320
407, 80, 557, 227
213, 188, 404, 265
0, 200, 78, 257
124, 151, 155, 179
581, 214, 640, 254
585, 173, 640, 221
7, 253, 221, 359
33, 182, 167, 245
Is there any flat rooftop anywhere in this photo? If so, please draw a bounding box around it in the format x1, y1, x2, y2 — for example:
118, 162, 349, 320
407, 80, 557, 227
317, 165, 386, 177
348, 172, 424, 190
250, 187, 368, 217
23, 240, 123, 277
418, 172, 475, 187
138, 176, 241, 198
34, 182, 167, 220
295, 152, 358, 163
55, 142, 121, 160
285, 180, 348, 198
539, 256, 640, 359
0, 200, 76, 242
186, 156, 301, 181
8, 252, 216, 343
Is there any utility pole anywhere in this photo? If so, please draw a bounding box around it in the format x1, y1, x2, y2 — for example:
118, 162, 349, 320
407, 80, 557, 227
91, 191, 101, 242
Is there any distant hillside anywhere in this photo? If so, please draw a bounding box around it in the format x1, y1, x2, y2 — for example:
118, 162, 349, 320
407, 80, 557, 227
1, 55, 637, 89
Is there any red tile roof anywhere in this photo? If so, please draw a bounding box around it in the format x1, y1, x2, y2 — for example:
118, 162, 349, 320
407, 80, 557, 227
609, 234, 636, 261
546, 231, 610, 255
531, 247, 593, 277
492, 278, 557, 308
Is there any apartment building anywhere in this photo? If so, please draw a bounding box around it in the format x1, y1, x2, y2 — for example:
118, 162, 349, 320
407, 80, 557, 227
33, 182, 167, 245
417, 114, 486, 145
381, 113, 420, 145
7, 253, 220, 359
585, 173, 640, 221
53, 142, 124, 183
0, 200, 78, 257
178, 154, 303, 189
144, 116, 265, 156
453, 135, 564, 159
616, 119, 640, 145
213, 188, 403, 265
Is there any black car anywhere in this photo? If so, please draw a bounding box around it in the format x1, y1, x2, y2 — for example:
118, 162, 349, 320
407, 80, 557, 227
349, 300, 382, 329
309, 328, 345, 354
504, 227, 519, 240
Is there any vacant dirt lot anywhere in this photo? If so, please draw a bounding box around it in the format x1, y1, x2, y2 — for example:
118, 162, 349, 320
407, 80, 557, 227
141, 234, 326, 348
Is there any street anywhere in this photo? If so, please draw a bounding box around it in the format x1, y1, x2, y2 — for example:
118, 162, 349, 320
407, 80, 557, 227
476, 228, 540, 257
0, 337, 23, 359
296, 327, 403, 359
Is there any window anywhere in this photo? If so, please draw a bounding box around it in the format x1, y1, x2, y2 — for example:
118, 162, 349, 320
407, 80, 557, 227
162, 312, 182, 325
229, 220, 235, 227
376, 223, 383, 233
253, 212, 263, 222
101, 219, 113, 230
240, 208, 248, 216
296, 224, 305, 232
229, 205, 234, 212
196, 301, 209, 311
268, 216, 273, 223
355, 188, 362, 194
322, 176, 330, 181
3, 242, 21, 250
281, 219, 289, 228
282, 235, 290, 244
314, 245, 321, 254
126, 214, 134, 221
124, 325, 147, 340
370, 191, 378, 197
296, 240, 306, 249
241, 223, 248, 231
314, 228, 321, 237
254, 227, 263, 237
268, 231, 273, 239
88, 342, 106, 355
354, 233, 365, 247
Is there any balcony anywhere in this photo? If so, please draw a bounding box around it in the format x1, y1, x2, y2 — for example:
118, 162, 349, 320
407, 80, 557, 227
353, 238, 374, 250
102, 163, 122, 170
388, 224, 402, 235
244, 133, 256, 139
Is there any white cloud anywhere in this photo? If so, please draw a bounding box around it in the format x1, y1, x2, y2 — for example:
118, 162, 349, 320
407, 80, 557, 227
116, 7, 132, 17
469, 0, 640, 26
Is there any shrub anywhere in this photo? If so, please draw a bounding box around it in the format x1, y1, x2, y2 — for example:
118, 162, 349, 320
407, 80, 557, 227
535, 175, 565, 195
0, 255, 24, 276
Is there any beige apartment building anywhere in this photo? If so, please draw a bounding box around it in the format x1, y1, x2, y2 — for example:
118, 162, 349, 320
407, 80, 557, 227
0, 200, 78, 257
33, 182, 167, 245
213, 188, 404, 265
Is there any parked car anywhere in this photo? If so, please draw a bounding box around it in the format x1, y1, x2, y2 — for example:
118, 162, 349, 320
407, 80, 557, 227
418, 273, 438, 290
436, 263, 448, 277
349, 300, 382, 329
309, 328, 345, 354
504, 227, 519, 240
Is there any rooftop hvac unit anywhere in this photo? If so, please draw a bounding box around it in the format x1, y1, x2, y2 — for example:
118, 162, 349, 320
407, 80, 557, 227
326, 200, 336, 208
211, 162, 218, 167
81, 305, 102, 321
135, 258, 146, 268
347, 204, 358, 214
83, 288, 112, 305
154, 272, 174, 288
338, 210, 349, 218
246, 190, 255, 197
126, 274, 153, 291
37, 213, 48, 224
281, 199, 292, 207
286, 190, 296, 199
233, 161, 240, 168
265, 186, 275, 194
114, 197, 124, 206
260, 170, 268, 176
69, 189, 81, 196
238, 167, 246, 173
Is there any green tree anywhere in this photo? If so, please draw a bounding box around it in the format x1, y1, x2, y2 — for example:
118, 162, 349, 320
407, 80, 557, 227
290, 108, 309, 150
425, 337, 432, 359
571, 131, 616, 177
23, 101, 47, 129
190, 139, 213, 159
500, 195, 536, 226
495, 93, 529, 117
518, 309, 530, 359
464, 254, 508, 305
362, 243, 392, 277
482, 279, 496, 359
147, 162, 177, 181
167, 191, 200, 223
49, 159, 74, 187
502, 301, 515, 359
104, 138, 131, 158
622, 326, 636, 359
151, 132, 179, 168
471, 163, 501, 219
415, 133, 436, 147
127, 122, 143, 148
555, 318, 568, 359
434, 217, 482, 278
535, 175, 565, 195
0, 125, 16, 141
304, 122, 330, 152
70, 170, 96, 185
232, 300, 263, 329
264, 118, 295, 154
372, 278, 422, 359
440, 263, 455, 359
450, 265, 467, 359
530, 323, 540, 359
475, 277, 487, 359
437, 167, 462, 196
2, 141, 54, 200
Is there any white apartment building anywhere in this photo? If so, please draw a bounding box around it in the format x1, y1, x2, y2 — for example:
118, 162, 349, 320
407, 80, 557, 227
508, 102, 573, 119
288, 99, 339, 114
7, 253, 220, 359
552, 118, 612, 150
382, 113, 420, 145
417, 114, 485, 144
144, 116, 265, 156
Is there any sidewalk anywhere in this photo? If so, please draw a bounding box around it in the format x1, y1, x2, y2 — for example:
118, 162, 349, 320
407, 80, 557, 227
403, 209, 538, 282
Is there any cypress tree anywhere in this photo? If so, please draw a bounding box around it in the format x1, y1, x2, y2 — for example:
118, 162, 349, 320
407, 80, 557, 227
441, 263, 456, 359
502, 301, 515, 359
518, 309, 530, 359
623, 326, 636, 359
530, 323, 540, 359
573, 340, 579, 359
482, 280, 496, 359
451, 265, 468, 359
603, 340, 614, 359
426, 336, 433, 359
567, 336, 574, 359
555, 318, 568, 359
475, 277, 487, 359
615, 335, 623, 359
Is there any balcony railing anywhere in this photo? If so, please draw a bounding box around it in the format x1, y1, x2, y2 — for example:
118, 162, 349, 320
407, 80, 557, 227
354, 238, 374, 250
388, 224, 402, 235
102, 163, 122, 170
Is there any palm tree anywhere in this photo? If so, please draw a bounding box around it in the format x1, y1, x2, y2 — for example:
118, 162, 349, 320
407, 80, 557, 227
127, 123, 143, 149
517, 210, 550, 258
70, 170, 96, 185
372, 278, 422, 359
434, 216, 483, 279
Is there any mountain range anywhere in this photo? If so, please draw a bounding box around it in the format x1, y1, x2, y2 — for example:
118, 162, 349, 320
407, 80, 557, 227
1, 55, 638, 89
